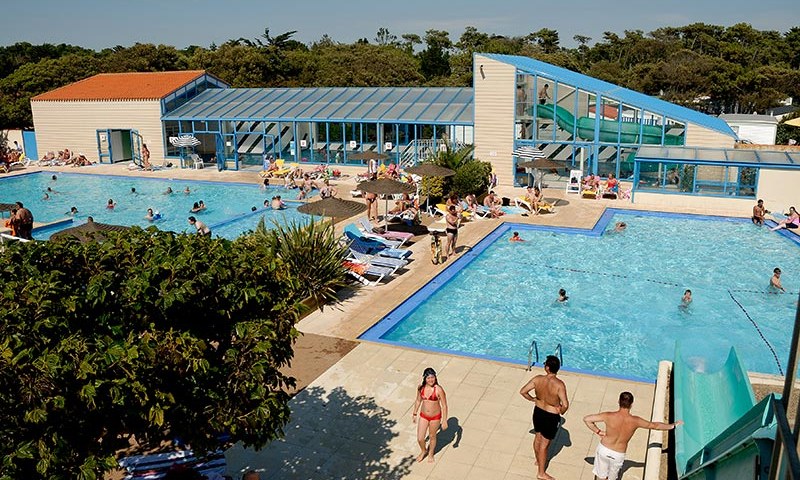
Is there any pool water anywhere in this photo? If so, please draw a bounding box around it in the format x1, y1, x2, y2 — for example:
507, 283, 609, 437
370, 212, 800, 380
1, 172, 309, 239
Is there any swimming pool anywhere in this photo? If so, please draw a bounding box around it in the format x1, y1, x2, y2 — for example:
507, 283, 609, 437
1, 172, 309, 239
363, 210, 800, 381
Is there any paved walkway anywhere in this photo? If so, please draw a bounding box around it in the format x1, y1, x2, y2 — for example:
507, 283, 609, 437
226, 343, 654, 479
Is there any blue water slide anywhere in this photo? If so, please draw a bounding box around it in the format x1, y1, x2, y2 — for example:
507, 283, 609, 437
674, 345, 776, 479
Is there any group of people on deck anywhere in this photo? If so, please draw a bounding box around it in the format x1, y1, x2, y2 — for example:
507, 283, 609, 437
412, 358, 683, 480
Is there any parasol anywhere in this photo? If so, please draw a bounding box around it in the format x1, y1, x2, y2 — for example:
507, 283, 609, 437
349, 151, 390, 161
357, 178, 415, 231
297, 197, 367, 220
50, 220, 130, 243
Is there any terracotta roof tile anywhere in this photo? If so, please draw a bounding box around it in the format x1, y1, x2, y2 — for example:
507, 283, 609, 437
32, 71, 206, 101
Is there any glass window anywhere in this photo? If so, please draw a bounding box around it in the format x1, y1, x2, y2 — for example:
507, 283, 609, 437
163, 121, 180, 157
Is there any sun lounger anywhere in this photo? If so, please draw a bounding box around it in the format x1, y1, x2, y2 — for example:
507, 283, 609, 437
357, 217, 413, 245
118, 449, 226, 480
348, 249, 407, 273
344, 224, 404, 249
344, 260, 395, 286
344, 230, 412, 259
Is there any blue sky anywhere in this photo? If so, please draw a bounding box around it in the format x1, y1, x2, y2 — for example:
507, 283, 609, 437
1, 0, 798, 50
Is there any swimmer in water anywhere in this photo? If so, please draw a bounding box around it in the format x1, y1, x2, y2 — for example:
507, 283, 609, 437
679, 289, 692, 311
613, 221, 627, 233
184, 186, 191, 195
163, 187, 173, 195
510, 231, 525, 242
107, 198, 116, 209
770, 268, 785, 293
557, 288, 568, 303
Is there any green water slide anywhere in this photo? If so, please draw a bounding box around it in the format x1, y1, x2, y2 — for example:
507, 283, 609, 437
674, 345, 776, 479
533, 104, 683, 145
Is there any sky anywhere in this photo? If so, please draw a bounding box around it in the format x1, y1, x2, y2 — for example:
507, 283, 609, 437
1, 0, 798, 50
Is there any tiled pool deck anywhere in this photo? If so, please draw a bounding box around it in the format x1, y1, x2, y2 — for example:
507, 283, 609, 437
5, 164, 741, 479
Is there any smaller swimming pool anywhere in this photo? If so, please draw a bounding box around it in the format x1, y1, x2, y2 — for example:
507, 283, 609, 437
1, 172, 310, 239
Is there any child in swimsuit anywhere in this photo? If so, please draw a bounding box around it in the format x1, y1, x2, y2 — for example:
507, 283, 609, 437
412, 367, 448, 463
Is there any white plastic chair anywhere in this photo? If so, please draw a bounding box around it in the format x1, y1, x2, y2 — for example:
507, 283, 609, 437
191, 154, 204, 169
566, 169, 582, 194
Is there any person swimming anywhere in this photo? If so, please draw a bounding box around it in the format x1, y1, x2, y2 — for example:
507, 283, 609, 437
770, 268, 786, 293
66, 206, 78, 216
510, 231, 525, 242
679, 289, 692, 311
184, 187, 191, 195
557, 288, 569, 303
613, 221, 627, 232
107, 198, 116, 209
42, 192, 50, 200
131, 187, 137, 194
197, 200, 206, 211
190, 202, 202, 213
163, 187, 173, 195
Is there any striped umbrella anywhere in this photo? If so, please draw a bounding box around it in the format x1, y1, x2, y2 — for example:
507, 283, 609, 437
169, 135, 201, 148
513, 146, 545, 160
513, 146, 548, 189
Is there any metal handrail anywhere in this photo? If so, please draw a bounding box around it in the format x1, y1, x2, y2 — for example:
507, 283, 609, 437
768, 397, 800, 479
554, 343, 564, 366
527, 339, 539, 371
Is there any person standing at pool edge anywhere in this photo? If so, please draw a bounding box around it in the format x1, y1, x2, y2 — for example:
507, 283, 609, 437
520, 355, 569, 480
584, 392, 683, 480
412, 367, 448, 463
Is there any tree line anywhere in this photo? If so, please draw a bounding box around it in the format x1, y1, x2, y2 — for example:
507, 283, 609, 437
0, 23, 799, 129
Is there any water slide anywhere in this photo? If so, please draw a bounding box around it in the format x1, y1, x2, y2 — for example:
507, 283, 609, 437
674, 345, 777, 479
533, 104, 683, 145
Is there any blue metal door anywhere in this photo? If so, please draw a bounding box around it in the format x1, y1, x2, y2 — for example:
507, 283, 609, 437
96, 129, 112, 163
215, 134, 226, 171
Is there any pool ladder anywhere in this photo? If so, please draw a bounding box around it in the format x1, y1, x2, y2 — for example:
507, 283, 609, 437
527, 340, 564, 371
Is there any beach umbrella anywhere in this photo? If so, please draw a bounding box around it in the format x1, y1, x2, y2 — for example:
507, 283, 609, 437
169, 135, 201, 148
297, 197, 367, 220
349, 151, 390, 161
405, 164, 455, 211
50, 220, 130, 243
515, 150, 557, 189
405, 164, 455, 178
513, 146, 545, 160
169, 135, 202, 167
357, 178, 415, 231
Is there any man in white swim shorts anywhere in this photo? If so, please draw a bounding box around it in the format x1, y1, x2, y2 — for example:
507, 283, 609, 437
584, 392, 683, 480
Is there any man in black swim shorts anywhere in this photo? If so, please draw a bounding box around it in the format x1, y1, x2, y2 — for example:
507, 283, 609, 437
520, 355, 569, 480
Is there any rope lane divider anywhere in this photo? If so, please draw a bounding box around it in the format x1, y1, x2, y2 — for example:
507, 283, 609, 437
728, 290, 784, 375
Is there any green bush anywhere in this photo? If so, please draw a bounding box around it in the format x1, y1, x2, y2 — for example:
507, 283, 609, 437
0, 223, 347, 479
450, 160, 492, 197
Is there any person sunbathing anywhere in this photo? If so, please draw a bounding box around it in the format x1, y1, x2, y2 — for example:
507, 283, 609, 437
483, 192, 504, 218
390, 192, 411, 214
771, 206, 799, 231
605, 173, 619, 196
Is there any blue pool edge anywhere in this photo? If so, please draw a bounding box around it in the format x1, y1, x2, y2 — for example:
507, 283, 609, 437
359, 208, 799, 382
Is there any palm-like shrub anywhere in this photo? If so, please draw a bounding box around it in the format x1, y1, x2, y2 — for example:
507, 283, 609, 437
245, 217, 349, 309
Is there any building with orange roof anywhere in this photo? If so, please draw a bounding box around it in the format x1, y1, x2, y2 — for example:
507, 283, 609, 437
31, 71, 226, 165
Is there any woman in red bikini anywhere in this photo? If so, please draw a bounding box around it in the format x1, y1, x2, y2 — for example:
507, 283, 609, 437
412, 367, 448, 463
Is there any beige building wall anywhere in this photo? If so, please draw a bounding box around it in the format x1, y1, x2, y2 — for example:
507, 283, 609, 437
473, 55, 517, 187
684, 124, 735, 148
31, 100, 164, 163
633, 191, 753, 216
756, 169, 800, 210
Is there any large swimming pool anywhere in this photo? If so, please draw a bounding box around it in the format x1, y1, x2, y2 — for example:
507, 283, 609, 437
362, 211, 800, 381
1, 172, 308, 239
